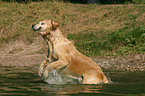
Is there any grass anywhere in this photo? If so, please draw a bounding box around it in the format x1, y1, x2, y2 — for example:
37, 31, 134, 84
0, 0, 145, 56
68, 27, 145, 56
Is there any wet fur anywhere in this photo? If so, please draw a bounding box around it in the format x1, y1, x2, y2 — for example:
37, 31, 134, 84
32, 20, 109, 84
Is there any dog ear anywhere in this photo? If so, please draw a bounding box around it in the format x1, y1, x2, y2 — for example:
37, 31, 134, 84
51, 21, 59, 30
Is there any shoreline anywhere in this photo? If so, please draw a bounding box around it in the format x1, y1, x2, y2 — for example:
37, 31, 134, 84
0, 40, 144, 71
0, 52, 144, 71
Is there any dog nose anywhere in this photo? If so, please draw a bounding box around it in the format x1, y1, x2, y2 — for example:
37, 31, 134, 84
32, 24, 36, 28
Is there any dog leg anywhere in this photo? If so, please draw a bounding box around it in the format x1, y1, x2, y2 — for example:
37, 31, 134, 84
38, 40, 58, 77
38, 56, 56, 77
38, 60, 48, 77
47, 40, 53, 62
43, 59, 67, 79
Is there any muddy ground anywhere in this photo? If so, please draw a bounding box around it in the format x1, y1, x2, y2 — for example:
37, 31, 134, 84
0, 38, 144, 71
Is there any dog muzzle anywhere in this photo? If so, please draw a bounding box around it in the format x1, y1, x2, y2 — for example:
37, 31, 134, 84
32, 24, 42, 32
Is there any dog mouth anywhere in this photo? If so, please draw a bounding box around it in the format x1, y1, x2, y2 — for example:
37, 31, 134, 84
32, 24, 42, 32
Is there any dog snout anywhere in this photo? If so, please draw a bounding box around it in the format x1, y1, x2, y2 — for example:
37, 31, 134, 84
32, 24, 36, 29
32, 24, 38, 32
32, 24, 42, 32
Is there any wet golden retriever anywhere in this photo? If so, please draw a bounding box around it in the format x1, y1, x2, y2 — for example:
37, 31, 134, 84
32, 20, 109, 84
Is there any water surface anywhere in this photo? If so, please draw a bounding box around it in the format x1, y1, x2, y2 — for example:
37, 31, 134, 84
0, 66, 145, 96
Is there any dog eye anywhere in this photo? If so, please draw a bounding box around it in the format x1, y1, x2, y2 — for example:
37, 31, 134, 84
41, 23, 45, 25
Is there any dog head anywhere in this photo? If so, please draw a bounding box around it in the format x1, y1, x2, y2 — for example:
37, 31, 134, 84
32, 20, 59, 36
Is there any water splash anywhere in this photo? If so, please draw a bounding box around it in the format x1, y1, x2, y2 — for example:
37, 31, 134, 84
42, 68, 82, 84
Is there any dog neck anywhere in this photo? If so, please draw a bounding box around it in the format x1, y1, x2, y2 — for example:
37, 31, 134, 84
49, 28, 70, 45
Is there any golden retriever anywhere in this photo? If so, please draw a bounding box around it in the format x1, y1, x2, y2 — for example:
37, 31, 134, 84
32, 20, 109, 84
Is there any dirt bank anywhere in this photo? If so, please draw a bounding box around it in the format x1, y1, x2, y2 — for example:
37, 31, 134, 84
0, 38, 47, 67
0, 40, 144, 71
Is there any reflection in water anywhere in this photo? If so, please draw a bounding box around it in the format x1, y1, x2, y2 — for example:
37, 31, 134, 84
0, 66, 145, 96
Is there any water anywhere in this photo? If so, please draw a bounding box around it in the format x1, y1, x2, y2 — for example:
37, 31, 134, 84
43, 68, 82, 84
0, 66, 145, 96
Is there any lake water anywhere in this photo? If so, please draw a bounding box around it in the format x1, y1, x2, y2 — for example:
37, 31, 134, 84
0, 66, 145, 96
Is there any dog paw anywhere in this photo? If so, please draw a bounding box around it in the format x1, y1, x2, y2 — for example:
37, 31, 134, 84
43, 70, 49, 79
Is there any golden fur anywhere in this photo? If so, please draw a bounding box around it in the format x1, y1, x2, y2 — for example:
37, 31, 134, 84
32, 20, 109, 84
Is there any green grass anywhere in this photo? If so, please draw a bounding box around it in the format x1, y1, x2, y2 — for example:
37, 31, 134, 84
0, 1, 145, 56
134, 0, 145, 4
68, 27, 145, 56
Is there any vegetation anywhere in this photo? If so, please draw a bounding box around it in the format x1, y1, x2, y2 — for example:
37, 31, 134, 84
0, 0, 145, 56
68, 27, 145, 56
1, 0, 145, 4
